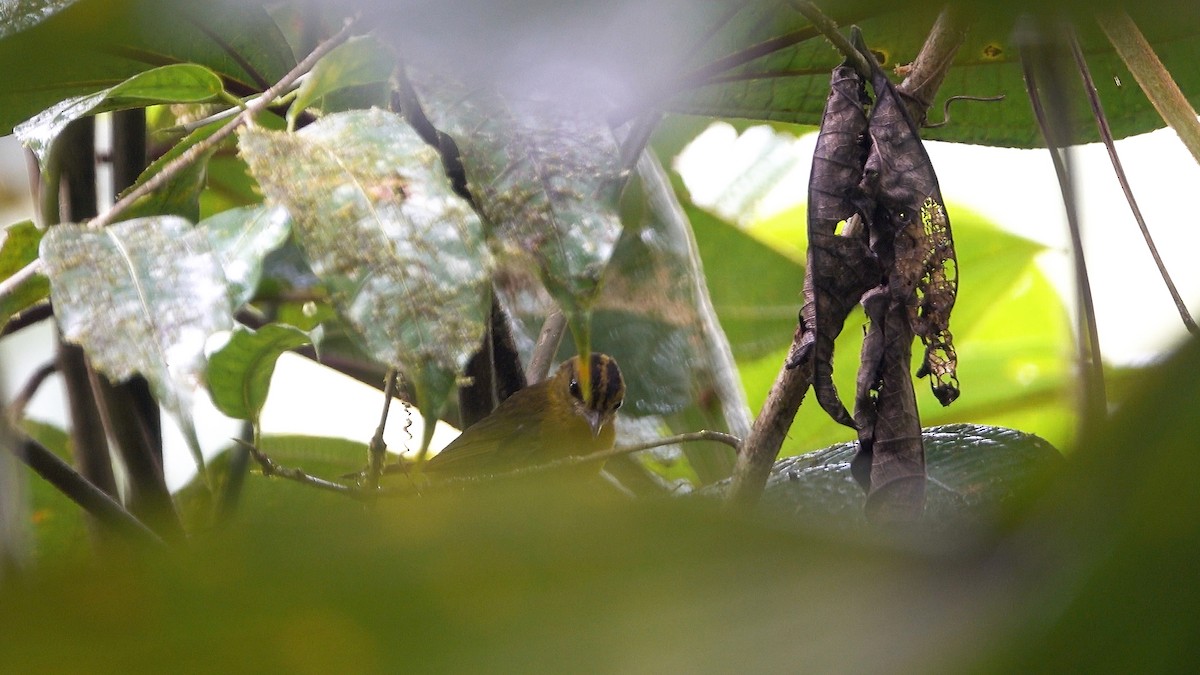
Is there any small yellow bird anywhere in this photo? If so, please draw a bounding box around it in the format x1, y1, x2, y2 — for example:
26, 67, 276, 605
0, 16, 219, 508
425, 353, 625, 477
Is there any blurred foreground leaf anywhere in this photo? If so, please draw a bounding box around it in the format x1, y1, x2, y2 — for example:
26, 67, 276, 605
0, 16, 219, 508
200, 205, 292, 307
5, 336, 1200, 670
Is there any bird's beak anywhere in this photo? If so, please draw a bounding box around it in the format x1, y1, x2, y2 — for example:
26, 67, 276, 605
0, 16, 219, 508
584, 409, 604, 438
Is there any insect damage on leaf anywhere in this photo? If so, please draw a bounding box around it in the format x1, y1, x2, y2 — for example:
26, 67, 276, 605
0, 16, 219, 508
911, 197, 959, 406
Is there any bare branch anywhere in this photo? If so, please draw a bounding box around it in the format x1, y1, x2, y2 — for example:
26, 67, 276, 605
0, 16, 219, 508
8, 435, 164, 546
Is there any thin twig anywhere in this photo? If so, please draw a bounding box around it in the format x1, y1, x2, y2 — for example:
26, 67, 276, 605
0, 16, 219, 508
366, 368, 398, 489
1068, 28, 1198, 335
8, 361, 57, 422
234, 438, 371, 501
527, 310, 567, 383
161, 75, 309, 135
9, 435, 164, 545
1018, 17, 1107, 429
788, 1, 871, 77
383, 430, 743, 494
923, 94, 1007, 129
726, 353, 813, 509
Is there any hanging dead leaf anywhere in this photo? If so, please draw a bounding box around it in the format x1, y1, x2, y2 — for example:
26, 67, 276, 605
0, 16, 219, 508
790, 59, 881, 429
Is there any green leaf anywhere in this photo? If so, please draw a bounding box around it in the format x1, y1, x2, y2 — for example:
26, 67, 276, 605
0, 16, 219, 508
289, 35, 396, 127
15, 63, 223, 163
239, 109, 491, 450
0, 0, 296, 135
207, 324, 310, 424
408, 71, 624, 319
200, 205, 293, 307
39, 216, 234, 475
0, 220, 49, 329
666, 2, 1200, 147
687, 205, 804, 361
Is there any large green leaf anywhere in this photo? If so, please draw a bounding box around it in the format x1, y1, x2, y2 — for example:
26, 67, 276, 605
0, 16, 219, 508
15, 63, 222, 163
39, 216, 234, 474
0, 0, 296, 135
0, 220, 49, 329
239, 109, 491, 450
660, 1, 1200, 147
207, 323, 310, 424
408, 71, 624, 321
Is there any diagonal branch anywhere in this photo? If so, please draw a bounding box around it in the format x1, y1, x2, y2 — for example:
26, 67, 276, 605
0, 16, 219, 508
1098, 9, 1200, 167
8, 435, 163, 545
1068, 28, 1198, 336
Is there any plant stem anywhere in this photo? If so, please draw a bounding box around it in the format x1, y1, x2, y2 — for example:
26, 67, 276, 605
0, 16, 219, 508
237, 439, 372, 501
788, 2, 871, 76
365, 369, 398, 489
896, 5, 968, 126
1018, 17, 1108, 431
9, 435, 163, 546
527, 310, 566, 383
726, 354, 812, 509
1098, 9, 1200, 167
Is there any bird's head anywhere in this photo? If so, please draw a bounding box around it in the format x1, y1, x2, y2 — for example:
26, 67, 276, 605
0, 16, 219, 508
560, 353, 624, 438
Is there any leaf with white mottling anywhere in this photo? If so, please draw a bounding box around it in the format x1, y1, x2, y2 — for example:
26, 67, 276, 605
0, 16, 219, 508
40, 216, 233, 474
239, 109, 490, 450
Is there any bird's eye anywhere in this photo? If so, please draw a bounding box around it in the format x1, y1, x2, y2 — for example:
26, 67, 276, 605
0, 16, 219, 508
569, 379, 581, 398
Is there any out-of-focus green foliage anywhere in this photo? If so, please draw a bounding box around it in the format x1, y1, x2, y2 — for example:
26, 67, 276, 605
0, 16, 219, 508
4, 336, 1200, 671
